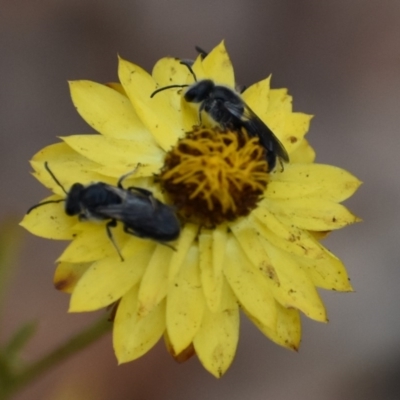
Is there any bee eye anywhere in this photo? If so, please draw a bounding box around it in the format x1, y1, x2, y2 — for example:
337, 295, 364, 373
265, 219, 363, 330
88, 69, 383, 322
64, 184, 83, 216
184, 87, 199, 102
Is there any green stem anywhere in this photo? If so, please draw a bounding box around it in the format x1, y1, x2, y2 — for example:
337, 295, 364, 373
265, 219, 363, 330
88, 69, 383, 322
1, 316, 111, 399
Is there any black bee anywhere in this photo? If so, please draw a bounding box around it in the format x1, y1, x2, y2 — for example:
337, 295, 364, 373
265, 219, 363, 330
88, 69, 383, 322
151, 62, 289, 171
28, 162, 181, 260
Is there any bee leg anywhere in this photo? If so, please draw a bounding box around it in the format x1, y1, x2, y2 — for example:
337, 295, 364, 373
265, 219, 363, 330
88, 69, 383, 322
123, 225, 142, 239
123, 225, 177, 251
105, 219, 124, 262
158, 241, 177, 251
266, 153, 277, 173
126, 186, 153, 196
278, 157, 285, 172
197, 103, 205, 126
125, 187, 158, 210
237, 84, 247, 94
117, 163, 142, 189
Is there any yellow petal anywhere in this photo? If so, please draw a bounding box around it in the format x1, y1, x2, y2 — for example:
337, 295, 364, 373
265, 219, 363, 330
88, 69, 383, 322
266, 112, 312, 154
231, 217, 327, 322
152, 57, 193, 87
30, 163, 116, 198
251, 209, 328, 259
164, 332, 195, 363
309, 230, 331, 240
104, 82, 127, 96
198, 225, 228, 312
54, 262, 91, 293
246, 302, 301, 350
264, 197, 361, 231
20, 197, 75, 240
57, 223, 128, 263
180, 59, 206, 131
224, 236, 277, 330
69, 80, 154, 142
167, 223, 198, 284
30, 143, 154, 198
166, 245, 205, 354
290, 138, 316, 163
190, 55, 208, 81
31, 141, 83, 164
201, 40, 235, 87
69, 239, 155, 311
297, 248, 353, 291
118, 57, 183, 151
198, 232, 219, 312
267, 164, 362, 202
152, 57, 193, 112
83, 167, 158, 187
242, 79, 311, 154
30, 143, 108, 195
137, 244, 174, 317
114, 285, 165, 363
230, 218, 280, 287
61, 135, 163, 176
241, 76, 272, 119
193, 284, 239, 378
268, 88, 293, 113
180, 93, 201, 132
259, 239, 327, 322
212, 224, 229, 280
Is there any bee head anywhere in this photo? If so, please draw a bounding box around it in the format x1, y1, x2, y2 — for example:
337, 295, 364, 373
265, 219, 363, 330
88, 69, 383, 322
65, 183, 84, 216
184, 80, 215, 103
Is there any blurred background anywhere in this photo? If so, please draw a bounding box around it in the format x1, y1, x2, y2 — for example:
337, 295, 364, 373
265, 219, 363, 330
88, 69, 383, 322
1, 0, 399, 399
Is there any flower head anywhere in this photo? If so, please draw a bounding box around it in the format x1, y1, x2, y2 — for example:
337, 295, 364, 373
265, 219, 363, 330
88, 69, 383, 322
21, 41, 361, 377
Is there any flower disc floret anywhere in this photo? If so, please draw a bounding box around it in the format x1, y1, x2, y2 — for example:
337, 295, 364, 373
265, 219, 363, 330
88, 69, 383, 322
159, 127, 269, 226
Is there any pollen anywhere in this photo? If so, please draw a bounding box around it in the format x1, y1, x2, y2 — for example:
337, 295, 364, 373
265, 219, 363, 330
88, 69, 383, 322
159, 127, 269, 226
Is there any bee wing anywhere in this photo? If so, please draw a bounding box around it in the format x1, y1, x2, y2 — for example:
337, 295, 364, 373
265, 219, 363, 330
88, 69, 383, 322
96, 191, 151, 222
224, 101, 289, 162
95, 204, 140, 225
105, 185, 154, 206
96, 195, 179, 242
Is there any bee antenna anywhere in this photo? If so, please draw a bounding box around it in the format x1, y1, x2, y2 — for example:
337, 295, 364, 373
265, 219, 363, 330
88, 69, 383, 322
44, 162, 68, 195
194, 46, 208, 59
179, 61, 197, 82
150, 84, 189, 98
26, 198, 65, 214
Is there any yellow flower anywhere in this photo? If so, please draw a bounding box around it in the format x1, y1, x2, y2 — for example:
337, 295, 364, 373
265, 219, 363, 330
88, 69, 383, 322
20, 41, 361, 377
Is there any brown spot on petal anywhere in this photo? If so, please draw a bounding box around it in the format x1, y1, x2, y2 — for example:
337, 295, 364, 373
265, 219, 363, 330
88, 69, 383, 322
172, 343, 196, 363
164, 332, 196, 363
260, 261, 280, 286
289, 136, 298, 143
107, 300, 121, 322
54, 273, 78, 292
309, 230, 331, 240
288, 341, 299, 351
